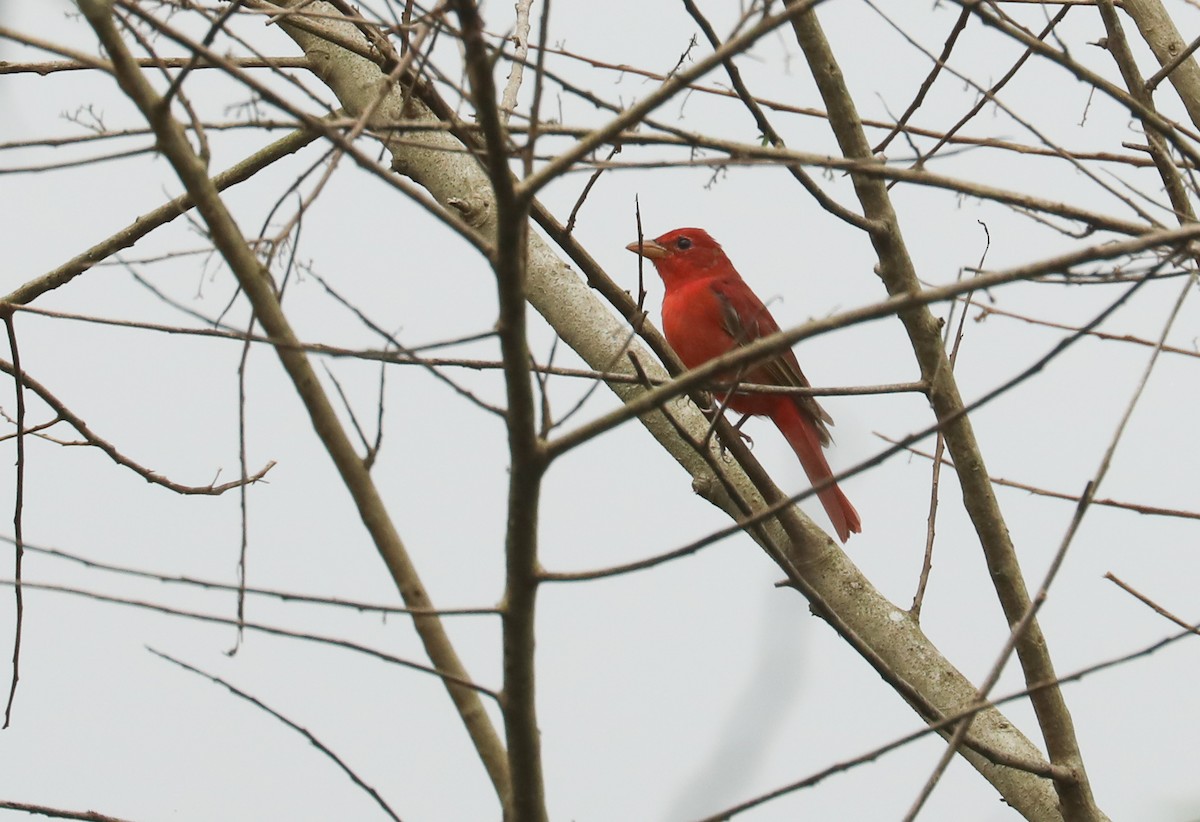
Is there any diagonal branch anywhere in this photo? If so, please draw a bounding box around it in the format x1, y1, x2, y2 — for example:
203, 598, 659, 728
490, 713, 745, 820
75, 0, 510, 803
787, 3, 1102, 818
5, 123, 323, 306
150, 648, 402, 822
1123, 0, 1200, 128
255, 3, 1147, 817
0, 356, 275, 495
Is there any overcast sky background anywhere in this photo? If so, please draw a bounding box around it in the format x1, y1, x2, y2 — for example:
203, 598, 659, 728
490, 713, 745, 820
1, 1, 1198, 820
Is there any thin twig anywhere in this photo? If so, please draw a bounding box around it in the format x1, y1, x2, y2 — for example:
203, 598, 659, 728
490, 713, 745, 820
149, 648, 402, 821
78, 0, 509, 799
0, 356, 275, 495
1, 577, 497, 697
681, 0, 872, 231
877, 435, 1200, 520
970, 300, 1200, 359
873, 8, 971, 155
3, 121, 324, 306
1144, 31, 1200, 90
701, 617, 1200, 820
911, 222, 988, 620
0, 801, 132, 822
2, 313, 24, 728
1105, 573, 1200, 634
5, 534, 497, 616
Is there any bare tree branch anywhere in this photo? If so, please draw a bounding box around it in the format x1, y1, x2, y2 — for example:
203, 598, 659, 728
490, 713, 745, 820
76, 0, 510, 802
0, 578, 498, 696
0, 357, 275, 495
450, 0, 546, 816
149, 648, 402, 822
787, 3, 1101, 816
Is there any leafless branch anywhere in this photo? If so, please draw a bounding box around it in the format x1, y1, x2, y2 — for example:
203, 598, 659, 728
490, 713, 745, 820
149, 648, 402, 821
703, 618, 1200, 820
1, 313, 25, 728
8, 534, 498, 616
0, 578, 497, 697
77, 0, 509, 801
879, 435, 1200, 521
789, 6, 1101, 814
0, 357, 275, 495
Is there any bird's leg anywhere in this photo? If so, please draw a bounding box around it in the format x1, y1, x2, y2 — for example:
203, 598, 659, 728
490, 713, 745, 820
710, 373, 755, 454
692, 390, 717, 416
731, 413, 755, 449
720, 369, 756, 451
700, 393, 754, 456
694, 391, 729, 452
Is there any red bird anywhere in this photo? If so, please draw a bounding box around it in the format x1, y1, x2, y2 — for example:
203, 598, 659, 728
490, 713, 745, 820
626, 227, 861, 542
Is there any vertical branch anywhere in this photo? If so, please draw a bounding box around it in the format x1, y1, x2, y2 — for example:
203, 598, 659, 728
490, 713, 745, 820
498, 0, 533, 124
2, 311, 24, 727
232, 333, 254, 652
451, 1, 548, 820
785, 3, 1101, 818
522, 0, 551, 179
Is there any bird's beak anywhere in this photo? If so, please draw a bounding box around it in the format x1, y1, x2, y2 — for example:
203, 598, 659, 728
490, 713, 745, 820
625, 239, 668, 259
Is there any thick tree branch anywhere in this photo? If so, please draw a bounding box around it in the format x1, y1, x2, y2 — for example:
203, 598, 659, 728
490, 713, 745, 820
75, 0, 510, 803
788, 3, 1101, 818
255, 3, 1157, 817
1123, 0, 1200, 129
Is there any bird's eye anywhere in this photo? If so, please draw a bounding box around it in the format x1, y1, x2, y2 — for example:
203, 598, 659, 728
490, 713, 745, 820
675, 237, 693, 250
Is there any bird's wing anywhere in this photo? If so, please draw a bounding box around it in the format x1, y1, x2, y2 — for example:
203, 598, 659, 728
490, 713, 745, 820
710, 279, 835, 442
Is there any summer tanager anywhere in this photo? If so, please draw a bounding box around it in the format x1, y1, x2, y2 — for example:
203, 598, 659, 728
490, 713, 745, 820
627, 227, 861, 542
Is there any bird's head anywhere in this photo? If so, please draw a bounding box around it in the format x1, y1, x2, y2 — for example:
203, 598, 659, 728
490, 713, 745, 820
626, 227, 732, 285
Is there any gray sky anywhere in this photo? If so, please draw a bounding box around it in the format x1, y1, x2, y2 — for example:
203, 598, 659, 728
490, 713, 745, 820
1, 2, 1197, 820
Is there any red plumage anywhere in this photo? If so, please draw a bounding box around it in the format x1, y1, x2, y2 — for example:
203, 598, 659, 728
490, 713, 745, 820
627, 227, 861, 542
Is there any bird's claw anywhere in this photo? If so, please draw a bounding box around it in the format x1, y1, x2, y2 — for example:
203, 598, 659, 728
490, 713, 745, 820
694, 392, 717, 416
731, 413, 754, 449
712, 422, 753, 457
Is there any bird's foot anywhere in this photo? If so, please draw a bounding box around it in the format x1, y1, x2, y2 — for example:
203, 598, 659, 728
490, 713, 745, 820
731, 413, 754, 449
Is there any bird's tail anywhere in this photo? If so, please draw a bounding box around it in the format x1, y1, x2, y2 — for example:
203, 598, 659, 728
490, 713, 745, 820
771, 403, 862, 543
